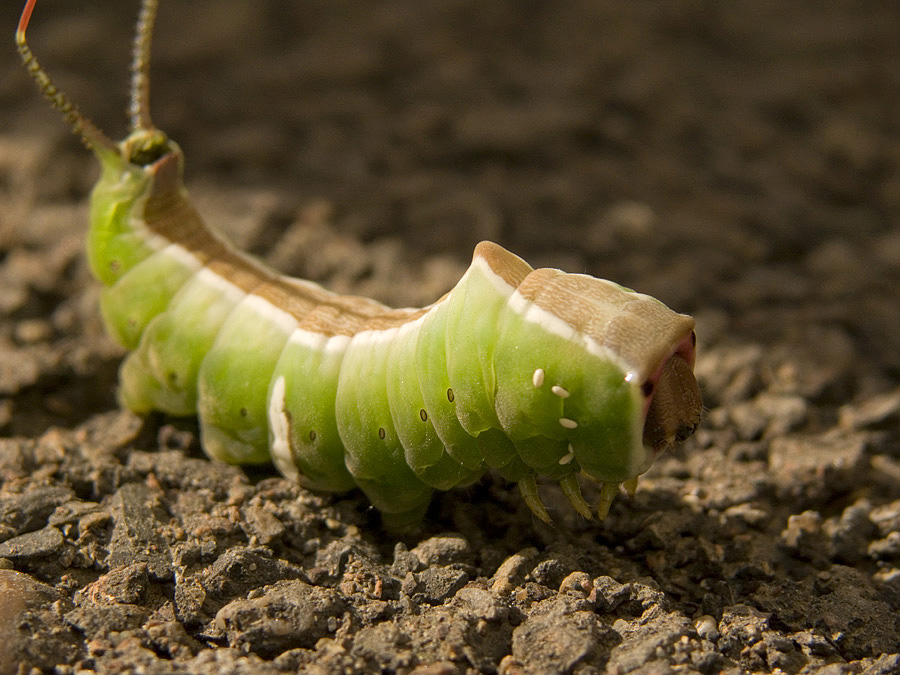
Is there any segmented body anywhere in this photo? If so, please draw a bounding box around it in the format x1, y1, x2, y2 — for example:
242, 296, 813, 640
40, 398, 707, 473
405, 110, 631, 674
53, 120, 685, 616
18, 0, 702, 530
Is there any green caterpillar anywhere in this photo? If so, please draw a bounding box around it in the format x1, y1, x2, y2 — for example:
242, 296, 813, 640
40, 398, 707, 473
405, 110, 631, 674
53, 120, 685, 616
17, 0, 702, 531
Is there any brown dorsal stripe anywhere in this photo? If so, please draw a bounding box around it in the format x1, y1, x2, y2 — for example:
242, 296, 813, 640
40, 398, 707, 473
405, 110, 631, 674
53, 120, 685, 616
142, 153, 436, 336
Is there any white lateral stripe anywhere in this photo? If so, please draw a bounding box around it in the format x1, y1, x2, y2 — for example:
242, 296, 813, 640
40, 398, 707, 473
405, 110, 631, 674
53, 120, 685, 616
346, 308, 431, 348
286, 300, 432, 349
287, 329, 353, 354
324, 335, 352, 353
243, 293, 300, 334
524, 302, 575, 341
395, 310, 430, 336
471, 254, 518, 296
127, 212, 173, 252
351, 326, 400, 347
195, 266, 246, 304
507, 290, 628, 369
163, 243, 204, 271
287, 328, 327, 350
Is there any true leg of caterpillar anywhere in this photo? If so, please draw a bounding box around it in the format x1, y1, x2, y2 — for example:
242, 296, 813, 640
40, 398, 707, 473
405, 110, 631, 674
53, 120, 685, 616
623, 476, 639, 497
559, 473, 593, 521
520, 474, 622, 524
518, 475, 552, 524
596, 482, 622, 520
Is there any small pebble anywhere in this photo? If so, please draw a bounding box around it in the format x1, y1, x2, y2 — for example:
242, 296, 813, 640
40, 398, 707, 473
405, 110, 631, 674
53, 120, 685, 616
695, 614, 719, 641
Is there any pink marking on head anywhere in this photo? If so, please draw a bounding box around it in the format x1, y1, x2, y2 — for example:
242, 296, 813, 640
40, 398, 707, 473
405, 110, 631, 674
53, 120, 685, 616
639, 331, 697, 419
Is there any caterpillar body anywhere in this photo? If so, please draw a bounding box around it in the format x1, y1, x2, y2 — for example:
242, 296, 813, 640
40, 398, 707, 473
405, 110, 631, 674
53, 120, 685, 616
17, 0, 702, 531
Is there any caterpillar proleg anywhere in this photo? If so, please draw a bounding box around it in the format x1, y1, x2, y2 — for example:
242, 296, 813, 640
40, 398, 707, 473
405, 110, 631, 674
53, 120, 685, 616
17, 0, 702, 531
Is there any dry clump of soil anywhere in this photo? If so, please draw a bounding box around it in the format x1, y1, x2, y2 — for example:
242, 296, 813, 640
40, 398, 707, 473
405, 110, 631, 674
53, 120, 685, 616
1, 0, 900, 673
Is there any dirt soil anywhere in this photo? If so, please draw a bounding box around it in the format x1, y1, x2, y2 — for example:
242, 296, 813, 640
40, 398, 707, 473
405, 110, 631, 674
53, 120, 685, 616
2, 1, 900, 673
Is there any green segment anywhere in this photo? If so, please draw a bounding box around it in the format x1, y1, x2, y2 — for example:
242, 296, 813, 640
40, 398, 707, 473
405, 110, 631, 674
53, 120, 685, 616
492, 304, 646, 482
118, 272, 245, 416
474, 424, 518, 470
336, 329, 433, 518
565, 369, 647, 482
444, 264, 508, 435
270, 335, 356, 493
387, 318, 480, 490
100, 247, 196, 350
87, 156, 157, 286
413, 299, 484, 471
197, 299, 294, 465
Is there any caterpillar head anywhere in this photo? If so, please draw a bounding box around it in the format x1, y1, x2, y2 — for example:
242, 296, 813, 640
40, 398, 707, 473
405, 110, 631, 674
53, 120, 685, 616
17, 0, 181, 177
641, 334, 702, 454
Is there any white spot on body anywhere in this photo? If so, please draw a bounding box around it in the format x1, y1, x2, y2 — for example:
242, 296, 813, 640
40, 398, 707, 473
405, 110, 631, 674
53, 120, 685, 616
559, 444, 576, 465
532, 368, 545, 388
559, 417, 578, 429
551, 385, 570, 398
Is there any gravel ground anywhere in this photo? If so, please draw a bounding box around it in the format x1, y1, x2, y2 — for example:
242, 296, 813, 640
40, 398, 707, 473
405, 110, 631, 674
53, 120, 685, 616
1, 1, 899, 673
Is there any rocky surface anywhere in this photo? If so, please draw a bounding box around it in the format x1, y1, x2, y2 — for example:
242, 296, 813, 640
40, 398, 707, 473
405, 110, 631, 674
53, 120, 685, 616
1, 1, 899, 673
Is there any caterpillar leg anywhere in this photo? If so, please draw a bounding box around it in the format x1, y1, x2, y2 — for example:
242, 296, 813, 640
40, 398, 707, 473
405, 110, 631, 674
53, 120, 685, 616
559, 473, 593, 520
518, 475, 551, 524
623, 476, 639, 497
596, 482, 621, 520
